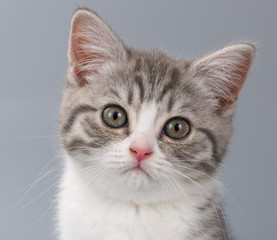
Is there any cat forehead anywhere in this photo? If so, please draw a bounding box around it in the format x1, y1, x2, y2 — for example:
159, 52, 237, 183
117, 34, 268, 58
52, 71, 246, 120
93, 50, 203, 108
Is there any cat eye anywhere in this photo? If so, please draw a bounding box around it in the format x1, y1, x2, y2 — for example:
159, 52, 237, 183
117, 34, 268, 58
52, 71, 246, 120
164, 118, 191, 140
102, 106, 127, 128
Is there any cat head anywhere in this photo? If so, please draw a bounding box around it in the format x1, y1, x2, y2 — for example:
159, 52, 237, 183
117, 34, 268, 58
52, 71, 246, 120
60, 9, 255, 204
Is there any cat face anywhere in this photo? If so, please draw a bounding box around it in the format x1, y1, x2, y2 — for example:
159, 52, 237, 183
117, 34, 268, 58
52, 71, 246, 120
60, 9, 255, 203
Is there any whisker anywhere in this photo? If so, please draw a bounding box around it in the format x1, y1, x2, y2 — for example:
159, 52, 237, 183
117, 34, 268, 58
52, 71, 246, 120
18, 181, 58, 210
168, 167, 230, 240
13, 154, 63, 210
16, 134, 59, 139
29, 199, 58, 228
86, 167, 109, 187
171, 161, 245, 216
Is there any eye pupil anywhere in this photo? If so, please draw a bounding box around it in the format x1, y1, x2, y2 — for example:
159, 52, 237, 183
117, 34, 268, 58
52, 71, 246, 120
174, 123, 182, 132
103, 106, 127, 128
164, 118, 190, 139
113, 112, 119, 120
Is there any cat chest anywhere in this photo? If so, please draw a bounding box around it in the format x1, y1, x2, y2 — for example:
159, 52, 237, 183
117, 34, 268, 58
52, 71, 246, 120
63, 198, 196, 240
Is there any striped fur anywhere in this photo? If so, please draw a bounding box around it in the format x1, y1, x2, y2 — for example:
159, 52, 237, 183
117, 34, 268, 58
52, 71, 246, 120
58, 8, 255, 240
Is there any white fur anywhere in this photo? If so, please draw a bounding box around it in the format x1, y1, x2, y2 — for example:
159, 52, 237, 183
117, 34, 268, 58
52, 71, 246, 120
58, 102, 222, 239
58, 159, 220, 240
60, 9, 254, 239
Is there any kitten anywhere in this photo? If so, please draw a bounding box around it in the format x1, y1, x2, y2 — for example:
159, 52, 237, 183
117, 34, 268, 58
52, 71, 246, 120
57, 8, 255, 240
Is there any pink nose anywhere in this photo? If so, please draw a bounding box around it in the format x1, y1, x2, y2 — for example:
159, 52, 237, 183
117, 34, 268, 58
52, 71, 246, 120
130, 146, 153, 163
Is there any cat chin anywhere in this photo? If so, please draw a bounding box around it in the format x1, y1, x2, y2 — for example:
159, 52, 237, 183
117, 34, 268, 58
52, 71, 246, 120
65, 156, 176, 204
89, 181, 187, 205
91, 180, 222, 208
65, 154, 222, 205
88, 172, 172, 204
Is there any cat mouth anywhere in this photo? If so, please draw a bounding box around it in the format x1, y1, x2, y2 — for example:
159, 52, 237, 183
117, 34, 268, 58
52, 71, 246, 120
124, 165, 152, 178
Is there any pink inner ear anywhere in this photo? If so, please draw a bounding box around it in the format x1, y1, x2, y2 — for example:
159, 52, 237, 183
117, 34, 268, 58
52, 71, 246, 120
70, 22, 90, 86
68, 10, 126, 87
72, 65, 88, 86
217, 56, 251, 110
71, 36, 102, 86
70, 20, 99, 86
195, 44, 255, 112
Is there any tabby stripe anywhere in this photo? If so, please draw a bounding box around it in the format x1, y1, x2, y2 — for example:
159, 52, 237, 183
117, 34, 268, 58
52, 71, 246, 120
134, 58, 142, 72
110, 88, 121, 99
63, 105, 97, 133
127, 86, 133, 104
66, 138, 86, 150
197, 128, 220, 163
171, 67, 181, 83
82, 117, 100, 138
167, 95, 175, 112
135, 75, 145, 103
158, 68, 180, 101
146, 58, 156, 99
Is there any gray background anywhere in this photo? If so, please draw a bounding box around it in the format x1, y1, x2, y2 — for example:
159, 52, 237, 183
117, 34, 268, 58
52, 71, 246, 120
1, 1, 276, 239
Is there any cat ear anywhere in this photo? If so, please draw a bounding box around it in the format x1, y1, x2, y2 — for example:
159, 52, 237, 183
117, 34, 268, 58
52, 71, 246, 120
68, 9, 126, 86
191, 43, 255, 112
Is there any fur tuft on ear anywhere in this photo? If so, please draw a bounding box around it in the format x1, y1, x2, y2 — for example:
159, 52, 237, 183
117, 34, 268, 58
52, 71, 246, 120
68, 9, 126, 86
191, 43, 255, 112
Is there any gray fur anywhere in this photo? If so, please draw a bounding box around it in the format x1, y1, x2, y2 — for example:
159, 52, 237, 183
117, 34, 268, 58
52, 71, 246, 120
59, 8, 255, 240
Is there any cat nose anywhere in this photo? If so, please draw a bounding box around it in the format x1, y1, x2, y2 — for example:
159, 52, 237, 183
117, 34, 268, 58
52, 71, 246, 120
130, 146, 153, 163
130, 132, 154, 163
